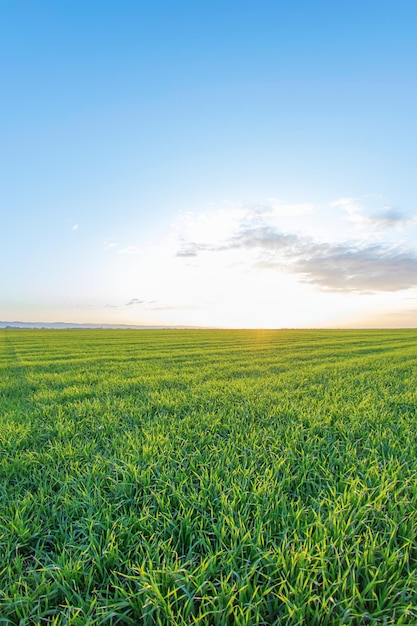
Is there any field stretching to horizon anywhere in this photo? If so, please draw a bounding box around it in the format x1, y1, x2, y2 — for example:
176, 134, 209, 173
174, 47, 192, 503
1, 329, 417, 625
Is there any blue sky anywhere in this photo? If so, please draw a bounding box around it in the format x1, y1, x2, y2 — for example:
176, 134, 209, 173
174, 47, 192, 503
2, 1, 417, 327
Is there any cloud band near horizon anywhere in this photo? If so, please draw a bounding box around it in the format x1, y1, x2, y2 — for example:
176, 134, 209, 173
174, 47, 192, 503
176, 223, 417, 294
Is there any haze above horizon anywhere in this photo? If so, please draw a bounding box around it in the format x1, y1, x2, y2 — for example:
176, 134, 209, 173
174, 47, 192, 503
2, 1, 417, 328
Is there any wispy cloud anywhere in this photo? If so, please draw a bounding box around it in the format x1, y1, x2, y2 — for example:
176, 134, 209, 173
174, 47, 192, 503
176, 249, 198, 258
176, 220, 417, 294
333, 197, 416, 230
292, 241, 417, 293
71, 224, 79, 231
125, 298, 144, 306
104, 241, 118, 248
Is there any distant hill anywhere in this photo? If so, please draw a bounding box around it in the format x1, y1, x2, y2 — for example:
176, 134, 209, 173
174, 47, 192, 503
0, 321, 201, 330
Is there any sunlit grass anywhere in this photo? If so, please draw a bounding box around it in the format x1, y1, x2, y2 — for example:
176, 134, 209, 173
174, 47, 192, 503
1, 329, 417, 624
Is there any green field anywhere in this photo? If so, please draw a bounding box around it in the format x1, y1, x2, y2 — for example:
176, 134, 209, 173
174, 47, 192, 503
1, 329, 417, 625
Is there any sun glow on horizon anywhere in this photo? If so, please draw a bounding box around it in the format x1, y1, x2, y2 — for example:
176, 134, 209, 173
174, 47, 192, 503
4, 198, 417, 329
2, 3, 417, 329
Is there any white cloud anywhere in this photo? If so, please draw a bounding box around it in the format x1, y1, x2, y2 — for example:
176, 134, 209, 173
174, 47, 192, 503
174, 202, 417, 294
332, 197, 416, 231
174, 200, 314, 250
126, 298, 144, 306
99, 196, 417, 328
71, 224, 79, 231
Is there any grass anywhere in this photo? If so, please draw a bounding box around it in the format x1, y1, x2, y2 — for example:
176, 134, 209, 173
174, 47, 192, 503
0, 328, 417, 624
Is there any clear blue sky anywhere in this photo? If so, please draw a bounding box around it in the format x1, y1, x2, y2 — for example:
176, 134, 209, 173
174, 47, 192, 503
2, 1, 417, 327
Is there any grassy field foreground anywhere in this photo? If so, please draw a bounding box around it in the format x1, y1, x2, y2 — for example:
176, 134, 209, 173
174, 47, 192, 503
1, 329, 417, 625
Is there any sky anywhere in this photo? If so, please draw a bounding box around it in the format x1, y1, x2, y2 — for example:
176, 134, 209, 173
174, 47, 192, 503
1, 0, 417, 328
